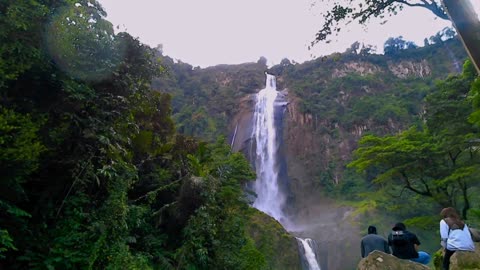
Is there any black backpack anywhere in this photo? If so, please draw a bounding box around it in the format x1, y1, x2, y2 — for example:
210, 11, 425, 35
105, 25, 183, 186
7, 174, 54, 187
391, 230, 408, 246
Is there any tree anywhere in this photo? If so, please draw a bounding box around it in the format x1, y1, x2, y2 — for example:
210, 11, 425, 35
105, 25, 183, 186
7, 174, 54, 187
360, 44, 377, 56
313, 0, 480, 72
345, 41, 361, 54
348, 61, 480, 219
45, 0, 118, 82
257, 56, 268, 66
383, 36, 417, 55
313, 0, 447, 43
1, 0, 270, 268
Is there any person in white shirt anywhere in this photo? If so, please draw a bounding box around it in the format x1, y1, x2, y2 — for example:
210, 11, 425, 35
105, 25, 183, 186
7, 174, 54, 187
439, 207, 475, 270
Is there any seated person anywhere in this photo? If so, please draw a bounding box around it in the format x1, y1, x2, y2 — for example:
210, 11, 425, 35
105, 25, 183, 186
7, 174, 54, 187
440, 207, 475, 270
361, 225, 390, 258
387, 222, 430, 265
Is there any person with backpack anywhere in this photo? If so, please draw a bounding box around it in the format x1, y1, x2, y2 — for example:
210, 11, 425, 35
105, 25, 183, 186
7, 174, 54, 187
387, 222, 431, 265
360, 225, 390, 258
440, 207, 475, 270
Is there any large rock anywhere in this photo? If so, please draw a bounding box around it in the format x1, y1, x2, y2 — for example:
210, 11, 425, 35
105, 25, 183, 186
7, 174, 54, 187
434, 243, 480, 270
357, 251, 430, 270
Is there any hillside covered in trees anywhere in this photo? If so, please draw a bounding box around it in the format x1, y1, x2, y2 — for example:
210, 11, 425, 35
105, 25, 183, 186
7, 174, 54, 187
3, 0, 480, 269
0, 1, 300, 269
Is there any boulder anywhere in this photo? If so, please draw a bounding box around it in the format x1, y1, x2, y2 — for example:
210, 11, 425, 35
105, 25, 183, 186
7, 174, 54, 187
357, 251, 430, 270
434, 243, 480, 270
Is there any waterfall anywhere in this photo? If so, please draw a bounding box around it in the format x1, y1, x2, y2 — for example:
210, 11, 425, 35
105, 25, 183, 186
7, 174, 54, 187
297, 238, 321, 270
251, 73, 286, 221
443, 42, 462, 73
251, 73, 321, 270
230, 123, 238, 150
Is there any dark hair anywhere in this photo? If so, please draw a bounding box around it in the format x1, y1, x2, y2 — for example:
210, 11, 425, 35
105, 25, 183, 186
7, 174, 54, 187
368, 226, 377, 234
392, 222, 406, 231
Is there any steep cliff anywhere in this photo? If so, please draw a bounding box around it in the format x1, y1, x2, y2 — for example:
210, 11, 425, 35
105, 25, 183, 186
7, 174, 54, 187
152, 57, 267, 141
277, 38, 466, 197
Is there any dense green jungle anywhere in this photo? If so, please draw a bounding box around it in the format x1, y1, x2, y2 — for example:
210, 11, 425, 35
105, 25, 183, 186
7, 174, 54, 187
1, 0, 480, 269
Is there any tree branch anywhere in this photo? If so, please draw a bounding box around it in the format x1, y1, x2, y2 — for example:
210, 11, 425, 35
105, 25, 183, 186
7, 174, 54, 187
397, 0, 428, 8
314, 0, 449, 43
129, 177, 184, 203
419, 175, 432, 195
459, 179, 470, 219
401, 171, 432, 197
398, 0, 449, 20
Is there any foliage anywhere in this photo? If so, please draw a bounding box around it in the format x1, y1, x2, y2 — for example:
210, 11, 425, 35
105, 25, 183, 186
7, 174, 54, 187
151, 54, 267, 142
348, 60, 480, 225
280, 48, 445, 131
384, 36, 418, 56
468, 71, 480, 126
0, 1, 268, 269
245, 209, 300, 270
312, 0, 447, 45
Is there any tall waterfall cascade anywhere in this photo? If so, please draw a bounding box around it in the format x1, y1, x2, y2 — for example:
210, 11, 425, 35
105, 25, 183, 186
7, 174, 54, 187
251, 73, 321, 270
251, 74, 286, 222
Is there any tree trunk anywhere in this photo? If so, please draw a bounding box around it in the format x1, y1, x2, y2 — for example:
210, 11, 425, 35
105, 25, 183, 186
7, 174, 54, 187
461, 180, 470, 220
442, 0, 480, 73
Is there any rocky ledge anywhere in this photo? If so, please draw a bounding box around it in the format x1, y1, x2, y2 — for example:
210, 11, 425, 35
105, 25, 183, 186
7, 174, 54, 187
357, 251, 429, 270
433, 242, 480, 270
358, 243, 480, 270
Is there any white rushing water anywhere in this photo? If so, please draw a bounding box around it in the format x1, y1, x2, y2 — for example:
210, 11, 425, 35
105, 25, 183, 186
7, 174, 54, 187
251, 73, 286, 221
297, 238, 321, 270
251, 73, 321, 270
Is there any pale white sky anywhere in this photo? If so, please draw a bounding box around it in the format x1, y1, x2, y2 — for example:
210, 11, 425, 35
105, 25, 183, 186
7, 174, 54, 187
97, 0, 480, 67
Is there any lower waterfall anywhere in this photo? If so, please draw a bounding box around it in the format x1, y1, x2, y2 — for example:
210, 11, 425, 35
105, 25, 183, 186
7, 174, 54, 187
250, 73, 321, 270
297, 238, 321, 270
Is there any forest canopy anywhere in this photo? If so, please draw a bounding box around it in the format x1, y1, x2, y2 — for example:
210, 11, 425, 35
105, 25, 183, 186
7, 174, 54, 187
0, 1, 272, 269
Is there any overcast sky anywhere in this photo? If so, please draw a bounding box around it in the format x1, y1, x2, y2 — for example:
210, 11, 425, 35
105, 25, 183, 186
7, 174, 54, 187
97, 0, 480, 68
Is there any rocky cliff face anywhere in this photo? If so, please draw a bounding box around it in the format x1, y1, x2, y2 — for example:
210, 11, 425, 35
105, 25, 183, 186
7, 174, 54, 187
332, 61, 382, 78
230, 93, 256, 155
388, 59, 432, 78
279, 39, 466, 196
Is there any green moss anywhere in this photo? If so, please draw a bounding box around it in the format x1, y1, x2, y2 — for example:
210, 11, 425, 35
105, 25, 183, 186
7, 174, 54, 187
433, 249, 443, 270
245, 208, 301, 270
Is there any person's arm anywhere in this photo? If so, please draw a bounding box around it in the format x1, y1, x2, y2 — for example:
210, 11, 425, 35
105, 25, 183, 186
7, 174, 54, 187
361, 240, 365, 258
412, 233, 421, 252
384, 239, 390, 254
439, 219, 449, 244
